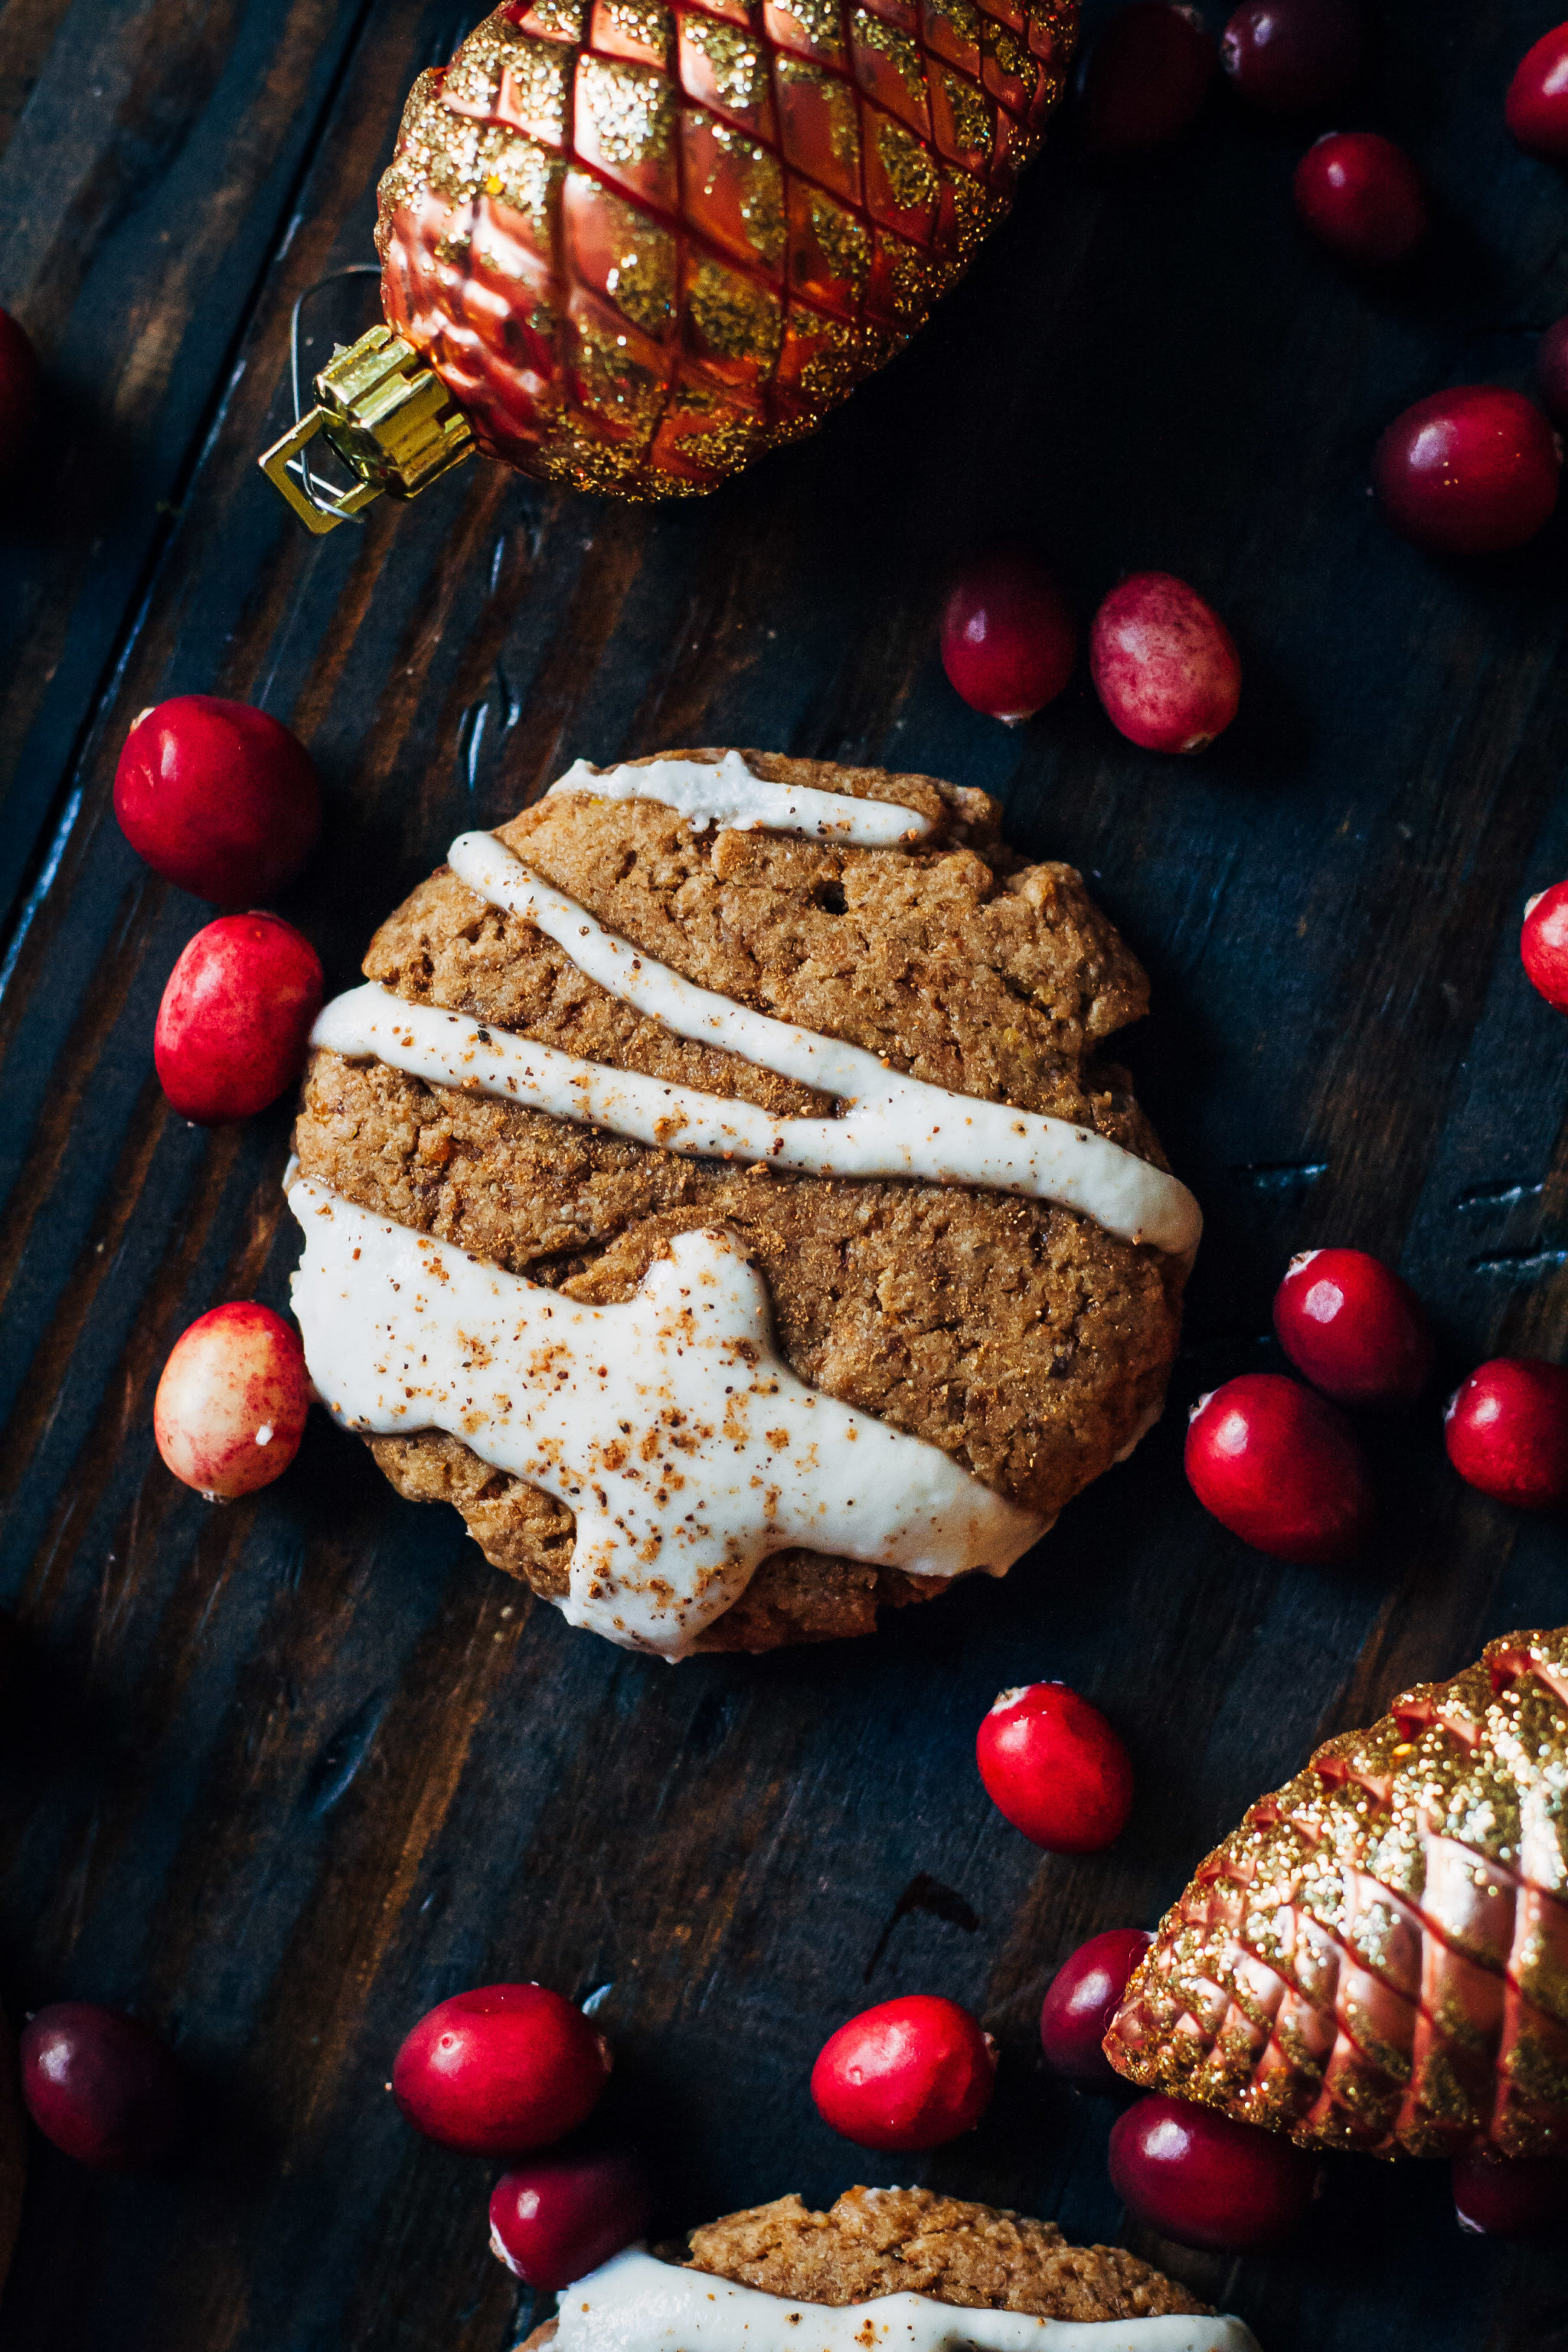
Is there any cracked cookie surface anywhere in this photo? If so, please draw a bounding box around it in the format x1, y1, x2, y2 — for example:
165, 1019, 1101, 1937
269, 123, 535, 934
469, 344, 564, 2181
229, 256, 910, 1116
292, 751, 1187, 1651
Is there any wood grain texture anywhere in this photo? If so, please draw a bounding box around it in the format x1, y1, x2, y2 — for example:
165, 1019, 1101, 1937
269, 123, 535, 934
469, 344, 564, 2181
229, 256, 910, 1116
0, 0, 1566, 2346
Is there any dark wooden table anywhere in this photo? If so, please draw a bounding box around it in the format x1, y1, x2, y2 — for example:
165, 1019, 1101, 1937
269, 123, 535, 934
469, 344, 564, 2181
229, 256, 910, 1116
1, 0, 1566, 2344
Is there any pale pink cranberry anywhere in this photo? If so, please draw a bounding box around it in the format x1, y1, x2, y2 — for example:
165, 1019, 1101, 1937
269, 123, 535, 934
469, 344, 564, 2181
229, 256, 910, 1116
393, 1984, 611, 2157
0, 308, 39, 475
19, 2003, 190, 2170
940, 554, 1076, 723
1452, 2145, 1568, 2237
1220, 0, 1363, 110
977, 1684, 1133, 1853
1444, 1359, 1568, 1511
1537, 318, 1568, 432
1089, 573, 1240, 754
154, 1302, 312, 1501
1039, 1929, 1152, 2088
113, 695, 321, 906
1272, 1248, 1433, 1406
1507, 24, 1568, 160
811, 1995, 996, 2151
1293, 132, 1427, 265
1109, 2093, 1317, 2249
490, 2148, 654, 2288
1185, 1373, 1374, 1561
1372, 387, 1561, 556
1522, 879, 1568, 1010
154, 912, 323, 1124
1076, 2, 1217, 153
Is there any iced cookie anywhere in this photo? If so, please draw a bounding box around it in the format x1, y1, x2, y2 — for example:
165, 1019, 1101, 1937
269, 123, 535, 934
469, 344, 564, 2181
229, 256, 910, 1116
519, 2187, 1256, 2347
288, 751, 1199, 1656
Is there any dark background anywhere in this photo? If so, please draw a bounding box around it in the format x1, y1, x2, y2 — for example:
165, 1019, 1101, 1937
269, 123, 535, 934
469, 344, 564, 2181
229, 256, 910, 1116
0, 0, 1565, 2344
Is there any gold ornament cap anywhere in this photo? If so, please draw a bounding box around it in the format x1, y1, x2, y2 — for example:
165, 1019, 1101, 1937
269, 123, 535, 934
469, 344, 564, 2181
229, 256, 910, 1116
258, 325, 473, 534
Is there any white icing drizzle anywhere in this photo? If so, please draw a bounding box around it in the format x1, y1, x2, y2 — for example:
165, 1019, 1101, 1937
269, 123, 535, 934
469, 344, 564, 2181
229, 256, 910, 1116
287, 1181, 1047, 1658
549, 750, 935, 846
361, 829, 1197, 1256
547, 2251, 1261, 2352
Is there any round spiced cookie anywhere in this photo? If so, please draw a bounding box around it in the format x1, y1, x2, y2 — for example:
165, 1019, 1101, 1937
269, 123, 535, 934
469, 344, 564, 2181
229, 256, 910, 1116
519, 2186, 1256, 2345
287, 749, 1200, 1658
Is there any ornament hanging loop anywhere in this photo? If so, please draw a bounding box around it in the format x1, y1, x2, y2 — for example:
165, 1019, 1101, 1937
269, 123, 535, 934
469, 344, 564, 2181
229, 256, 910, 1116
259, 318, 475, 534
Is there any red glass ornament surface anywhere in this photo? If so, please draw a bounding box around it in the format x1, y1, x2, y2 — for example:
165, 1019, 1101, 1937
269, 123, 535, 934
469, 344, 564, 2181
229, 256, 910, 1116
376, 0, 1078, 496
1106, 1622, 1568, 2158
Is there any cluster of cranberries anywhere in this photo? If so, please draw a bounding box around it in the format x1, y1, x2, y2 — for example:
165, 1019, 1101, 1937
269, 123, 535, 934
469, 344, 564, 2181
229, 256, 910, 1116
393, 1981, 653, 2290
806, 1683, 1134, 2155
942, 559, 1242, 752
1185, 1244, 1568, 1560
1068, 2, 1567, 570
113, 694, 328, 1505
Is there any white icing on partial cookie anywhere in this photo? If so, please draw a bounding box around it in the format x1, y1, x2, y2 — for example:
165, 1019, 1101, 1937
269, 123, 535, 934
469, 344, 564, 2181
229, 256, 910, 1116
287, 1181, 1047, 1658
547, 2251, 1261, 2352
549, 750, 934, 846
386, 829, 1200, 1256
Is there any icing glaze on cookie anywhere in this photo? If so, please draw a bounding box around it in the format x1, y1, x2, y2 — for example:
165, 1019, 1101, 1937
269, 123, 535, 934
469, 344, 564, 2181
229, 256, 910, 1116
550, 2250, 1261, 2352
549, 751, 934, 846
287, 1181, 1047, 1658
307, 828, 1200, 1256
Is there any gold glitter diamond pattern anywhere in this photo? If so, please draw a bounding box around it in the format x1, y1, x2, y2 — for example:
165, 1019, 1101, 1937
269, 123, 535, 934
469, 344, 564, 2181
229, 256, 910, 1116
375, 0, 1075, 495
1106, 1623, 1568, 2160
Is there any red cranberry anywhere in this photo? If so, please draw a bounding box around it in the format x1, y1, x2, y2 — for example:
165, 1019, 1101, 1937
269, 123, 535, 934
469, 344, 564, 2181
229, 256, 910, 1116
1272, 1247, 1433, 1406
1444, 1358, 1568, 1511
1537, 318, 1568, 433
19, 2003, 189, 2171
1109, 2093, 1316, 2249
1452, 2145, 1568, 2238
1507, 24, 1568, 161
1089, 573, 1240, 754
1220, 0, 1363, 110
1293, 132, 1427, 265
977, 1683, 1134, 1854
490, 2147, 654, 2289
811, 1994, 996, 2152
1372, 387, 1561, 557
114, 696, 321, 906
393, 1984, 610, 2158
0, 307, 39, 474
154, 1302, 312, 1502
940, 554, 1077, 724
1522, 879, 1568, 1010
1076, 3, 1217, 153
1039, 1929, 1152, 2088
154, 912, 323, 1124
1185, 1373, 1374, 1562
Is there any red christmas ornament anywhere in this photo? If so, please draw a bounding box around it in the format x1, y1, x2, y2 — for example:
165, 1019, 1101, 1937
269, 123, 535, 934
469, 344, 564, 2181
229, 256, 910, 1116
263, 0, 1079, 521
1105, 1622, 1568, 2158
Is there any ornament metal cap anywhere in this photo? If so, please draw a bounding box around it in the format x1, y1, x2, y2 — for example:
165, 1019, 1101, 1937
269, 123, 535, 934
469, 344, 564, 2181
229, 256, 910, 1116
258, 324, 473, 534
